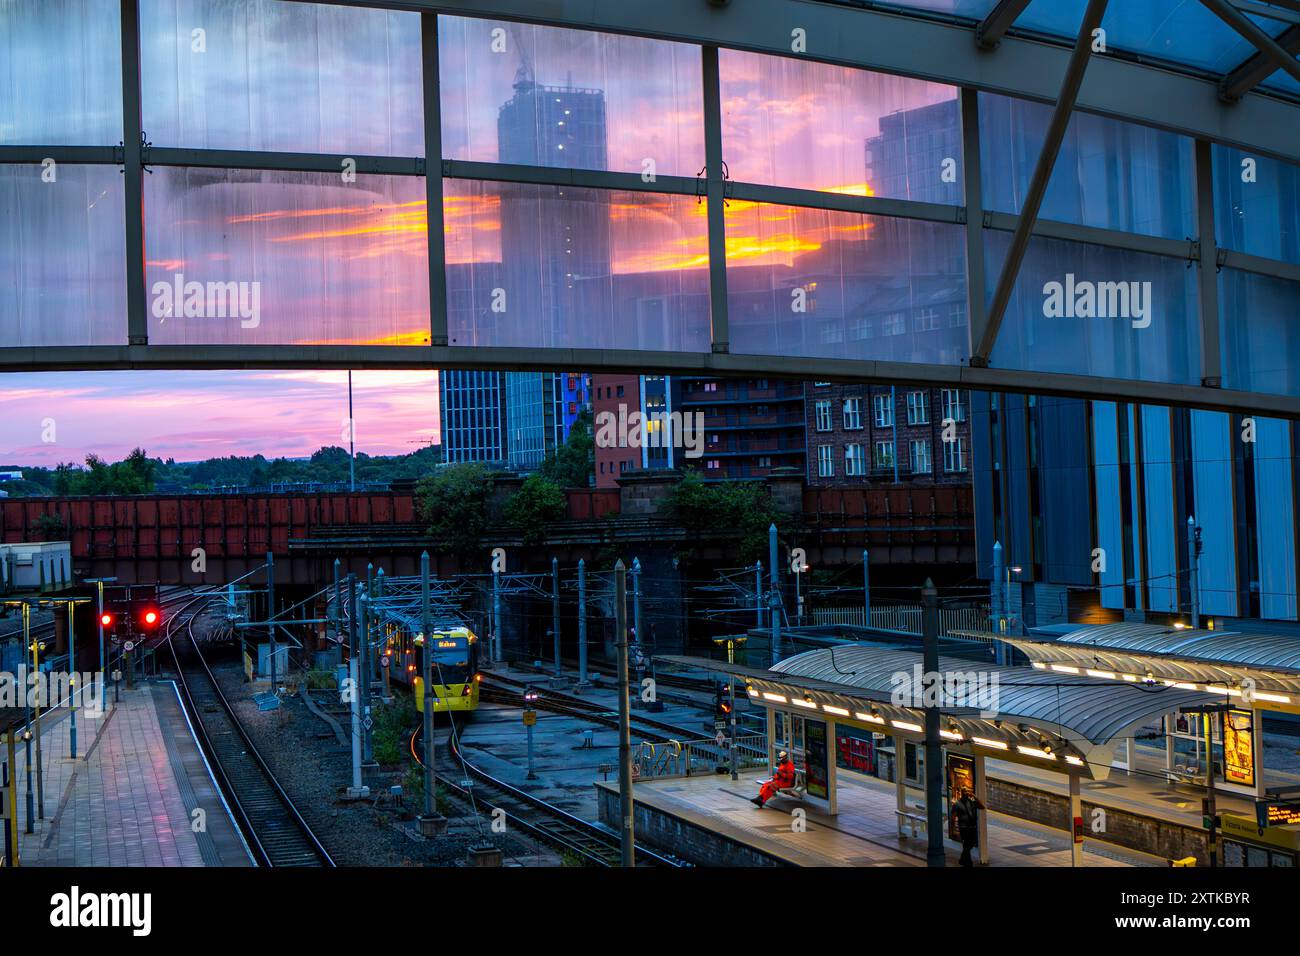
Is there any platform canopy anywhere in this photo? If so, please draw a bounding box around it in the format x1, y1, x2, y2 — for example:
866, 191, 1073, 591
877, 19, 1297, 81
952, 622, 1300, 712
658, 644, 1215, 779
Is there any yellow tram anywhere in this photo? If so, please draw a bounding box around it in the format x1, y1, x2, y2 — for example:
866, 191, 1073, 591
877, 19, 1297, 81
388, 624, 481, 716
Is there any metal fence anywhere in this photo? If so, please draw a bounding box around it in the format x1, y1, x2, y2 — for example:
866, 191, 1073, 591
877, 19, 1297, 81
634, 733, 769, 780
810, 603, 992, 639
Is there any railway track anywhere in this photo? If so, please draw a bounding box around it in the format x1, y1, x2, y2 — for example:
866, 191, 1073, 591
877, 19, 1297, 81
166, 595, 335, 868
410, 725, 685, 868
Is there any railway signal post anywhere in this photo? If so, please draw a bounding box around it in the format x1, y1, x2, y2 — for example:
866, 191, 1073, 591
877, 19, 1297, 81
419, 552, 437, 835
615, 559, 634, 868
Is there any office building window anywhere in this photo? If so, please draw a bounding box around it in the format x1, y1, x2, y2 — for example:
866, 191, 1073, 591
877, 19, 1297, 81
941, 388, 966, 423
815, 399, 833, 432
944, 437, 968, 473
906, 390, 929, 425
909, 439, 932, 475
845, 443, 866, 477
817, 444, 834, 478
842, 397, 862, 430
873, 393, 893, 428
874, 440, 895, 469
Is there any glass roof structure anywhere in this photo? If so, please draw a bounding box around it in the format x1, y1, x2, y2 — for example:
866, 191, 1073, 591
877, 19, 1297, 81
1, 0, 1298, 417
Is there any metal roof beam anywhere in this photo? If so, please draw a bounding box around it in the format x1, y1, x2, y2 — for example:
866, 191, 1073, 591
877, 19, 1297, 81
972, 0, 1109, 366
974, 0, 1033, 50
1220, 23, 1300, 101
1202, 0, 1300, 98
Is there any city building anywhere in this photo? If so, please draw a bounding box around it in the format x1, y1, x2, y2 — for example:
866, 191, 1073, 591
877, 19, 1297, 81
679, 377, 806, 481
973, 393, 1300, 628
438, 370, 507, 465
806, 384, 971, 487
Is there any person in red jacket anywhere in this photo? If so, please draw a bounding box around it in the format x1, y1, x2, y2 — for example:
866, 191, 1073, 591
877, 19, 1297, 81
751, 751, 797, 808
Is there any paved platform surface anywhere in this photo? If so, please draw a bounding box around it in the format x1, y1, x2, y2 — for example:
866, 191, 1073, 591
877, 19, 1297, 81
3, 682, 252, 867
618, 770, 1161, 867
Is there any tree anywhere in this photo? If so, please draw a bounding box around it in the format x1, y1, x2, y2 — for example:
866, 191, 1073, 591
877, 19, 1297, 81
415, 463, 494, 560
661, 470, 781, 562
503, 474, 567, 546
540, 407, 594, 488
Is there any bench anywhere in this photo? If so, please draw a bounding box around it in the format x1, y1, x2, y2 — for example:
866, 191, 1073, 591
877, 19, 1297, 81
895, 809, 927, 838
776, 769, 807, 801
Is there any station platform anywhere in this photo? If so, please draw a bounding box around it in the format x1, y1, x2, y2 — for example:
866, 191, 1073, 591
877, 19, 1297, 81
3, 682, 252, 867
597, 769, 1162, 867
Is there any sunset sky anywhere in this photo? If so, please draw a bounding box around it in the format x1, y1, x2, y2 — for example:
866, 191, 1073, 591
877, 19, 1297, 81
0, 370, 439, 468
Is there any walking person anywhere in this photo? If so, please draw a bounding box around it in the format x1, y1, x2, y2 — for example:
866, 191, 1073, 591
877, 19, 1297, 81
951, 788, 985, 867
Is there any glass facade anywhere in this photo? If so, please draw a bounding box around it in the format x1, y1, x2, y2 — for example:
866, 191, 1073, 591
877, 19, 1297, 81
444, 179, 711, 352
726, 202, 967, 363
1219, 268, 1300, 397
0, 164, 127, 346
144, 167, 430, 345
980, 93, 1195, 240
720, 49, 962, 203
140, 0, 424, 156
439, 15, 703, 177
0, 0, 1295, 407
1213, 145, 1300, 267
985, 232, 1199, 385
0, 0, 123, 145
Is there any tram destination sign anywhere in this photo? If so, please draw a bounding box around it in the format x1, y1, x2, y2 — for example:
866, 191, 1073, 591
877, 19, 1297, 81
1255, 799, 1300, 829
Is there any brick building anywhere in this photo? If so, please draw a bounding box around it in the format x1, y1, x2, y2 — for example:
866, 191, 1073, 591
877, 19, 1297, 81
805, 383, 971, 487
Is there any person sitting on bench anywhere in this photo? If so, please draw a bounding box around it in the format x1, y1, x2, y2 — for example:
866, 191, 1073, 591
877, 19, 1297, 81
751, 751, 797, 808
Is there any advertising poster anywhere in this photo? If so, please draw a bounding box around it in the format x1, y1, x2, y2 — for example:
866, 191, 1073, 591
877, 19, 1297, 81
805, 718, 830, 800
836, 723, 875, 775
1223, 708, 1255, 787
946, 753, 975, 840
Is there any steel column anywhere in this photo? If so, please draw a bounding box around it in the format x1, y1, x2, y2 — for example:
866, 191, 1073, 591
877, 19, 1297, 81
1201, 0, 1300, 91
119, 0, 147, 346
1194, 139, 1224, 388
421, 13, 449, 347
975, 0, 1033, 50
1220, 25, 1300, 101
702, 46, 730, 354
960, 88, 988, 364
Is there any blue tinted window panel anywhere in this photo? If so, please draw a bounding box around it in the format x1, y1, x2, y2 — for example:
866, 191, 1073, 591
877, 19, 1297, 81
0, 0, 123, 145
986, 232, 1199, 385
444, 179, 711, 352
439, 16, 703, 178
726, 202, 968, 364
0, 164, 127, 346
1254, 418, 1297, 621
1140, 405, 1178, 614
141, 0, 423, 155
720, 49, 962, 204
1190, 409, 1238, 618
979, 93, 1195, 240
1013, 1, 1287, 74
144, 167, 430, 346
1212, 145, 1300, 267
1091, 401, 1126, 610
1219, 269, 1300, 397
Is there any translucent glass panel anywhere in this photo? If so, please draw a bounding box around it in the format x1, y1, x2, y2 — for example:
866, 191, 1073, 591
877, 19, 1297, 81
985, 232, 1199, 385
444, 180, 711, 352
439, 17, 703, 177
720, 50, 962, 203
140, 0, 423, 155
0, 164, 126, 346
725, 202, 968, 364
1219, 269, 1300, 396
979, 93, 1195, 240
1012, 0, 1288, 75
1213, 146, 1300, 267
0, 0, 123, 144
144, 167, 430, 345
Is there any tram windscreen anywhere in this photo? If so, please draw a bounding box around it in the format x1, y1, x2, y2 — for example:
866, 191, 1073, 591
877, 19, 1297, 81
430, 637, 470, 684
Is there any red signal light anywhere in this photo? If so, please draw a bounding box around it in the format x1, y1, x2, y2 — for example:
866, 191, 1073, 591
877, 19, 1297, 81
100, 613, 114, 627
141, 608, 160, 628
